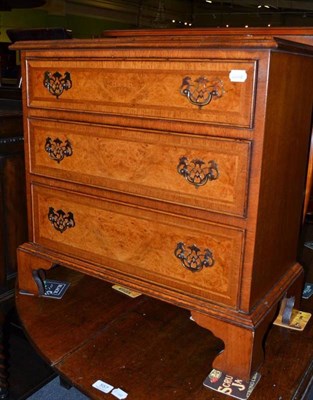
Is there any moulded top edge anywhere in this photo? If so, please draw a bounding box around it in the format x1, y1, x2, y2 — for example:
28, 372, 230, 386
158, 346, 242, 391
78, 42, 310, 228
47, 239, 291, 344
10, 36, 313, 56
9, 36, 276, 49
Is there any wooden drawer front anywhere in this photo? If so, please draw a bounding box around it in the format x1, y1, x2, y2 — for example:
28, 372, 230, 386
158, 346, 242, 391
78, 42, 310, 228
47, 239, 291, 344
29, 119, 251, 217
32, 184, 244, 307
27, 59, 256, 128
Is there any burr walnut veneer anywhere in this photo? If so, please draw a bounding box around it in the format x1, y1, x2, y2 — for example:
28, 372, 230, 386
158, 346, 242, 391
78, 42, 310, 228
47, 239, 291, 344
12, 30, 313, 382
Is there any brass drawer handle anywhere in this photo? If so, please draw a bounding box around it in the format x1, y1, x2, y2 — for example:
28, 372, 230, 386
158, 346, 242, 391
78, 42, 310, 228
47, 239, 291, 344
174, 242, 214, 273
43, 71, 72, 98
48, 207, 75, 233
45, 137, 73, 163
180, 76, 224, 109
177, 157, 219, 188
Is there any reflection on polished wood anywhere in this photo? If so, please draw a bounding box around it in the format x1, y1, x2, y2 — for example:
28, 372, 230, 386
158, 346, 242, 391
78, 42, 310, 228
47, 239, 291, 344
16, 267, 313, 400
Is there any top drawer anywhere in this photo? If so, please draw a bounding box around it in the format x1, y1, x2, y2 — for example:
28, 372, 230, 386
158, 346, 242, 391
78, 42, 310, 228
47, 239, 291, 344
26, 59, 256, 128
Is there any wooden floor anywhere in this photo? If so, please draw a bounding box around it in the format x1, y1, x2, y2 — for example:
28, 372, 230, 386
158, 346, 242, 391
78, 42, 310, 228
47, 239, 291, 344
14, 261, 313, 400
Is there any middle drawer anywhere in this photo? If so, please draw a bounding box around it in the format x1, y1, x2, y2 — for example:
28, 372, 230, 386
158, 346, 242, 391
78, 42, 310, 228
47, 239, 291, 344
28, 118, 251, 217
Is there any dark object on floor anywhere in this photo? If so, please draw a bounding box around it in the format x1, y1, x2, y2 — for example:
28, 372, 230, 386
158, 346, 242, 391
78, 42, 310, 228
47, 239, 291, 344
4, 307, 55, 400
26, 377, 88, 400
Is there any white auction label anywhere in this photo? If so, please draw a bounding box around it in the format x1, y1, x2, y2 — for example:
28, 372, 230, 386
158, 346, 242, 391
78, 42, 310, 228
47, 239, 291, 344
112, 388, 128, 399
92, 380, 114, 394
229, 69, 248, 82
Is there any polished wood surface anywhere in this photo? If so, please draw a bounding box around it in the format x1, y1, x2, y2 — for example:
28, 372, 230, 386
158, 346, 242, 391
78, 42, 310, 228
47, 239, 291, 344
32, 183, 243, 307
27, 59, 255, 128
12, 30, 313, 381
16, 267, 313, 400
29, 118, 251, 217
102, 26, 313, 37
304, 129, 313, 220
102, 27, 313, 222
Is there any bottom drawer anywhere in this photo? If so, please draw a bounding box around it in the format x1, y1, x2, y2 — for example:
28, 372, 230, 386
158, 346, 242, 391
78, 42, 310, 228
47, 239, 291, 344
32, 183, 244, 307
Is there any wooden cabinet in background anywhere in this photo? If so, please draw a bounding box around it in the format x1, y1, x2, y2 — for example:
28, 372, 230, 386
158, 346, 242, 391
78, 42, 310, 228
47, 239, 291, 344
12, 30, 313, 382
0, 90, 27, 298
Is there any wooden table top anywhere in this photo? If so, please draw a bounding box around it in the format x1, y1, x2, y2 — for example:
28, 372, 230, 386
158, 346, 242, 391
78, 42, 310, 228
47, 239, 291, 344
15, 267, 313, 400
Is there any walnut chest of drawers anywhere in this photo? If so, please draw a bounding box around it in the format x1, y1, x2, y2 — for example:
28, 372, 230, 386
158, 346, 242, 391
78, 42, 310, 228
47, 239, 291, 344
12, 30, 313, 381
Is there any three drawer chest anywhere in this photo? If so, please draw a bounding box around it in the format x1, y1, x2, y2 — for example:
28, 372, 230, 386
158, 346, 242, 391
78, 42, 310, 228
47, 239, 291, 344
12, 30, 313, 381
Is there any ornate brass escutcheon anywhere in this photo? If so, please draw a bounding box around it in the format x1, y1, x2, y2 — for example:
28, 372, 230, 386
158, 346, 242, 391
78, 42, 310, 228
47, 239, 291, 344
45, 137, 73, 163
174, 242, 214, 272
180, 76, 224, 109
48, 207, 75, 233
43, 71, 72, 98
177, 157, 219, 188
